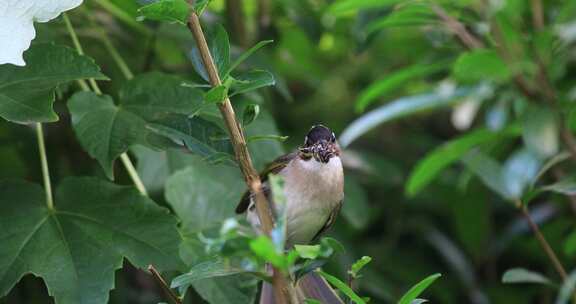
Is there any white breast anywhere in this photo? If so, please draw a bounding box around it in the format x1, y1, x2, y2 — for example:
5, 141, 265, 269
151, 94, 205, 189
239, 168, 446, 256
247, 156, 344, 247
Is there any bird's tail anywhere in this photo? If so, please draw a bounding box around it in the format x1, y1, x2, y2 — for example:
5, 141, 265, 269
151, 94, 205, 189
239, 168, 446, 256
259, 271, 344, 304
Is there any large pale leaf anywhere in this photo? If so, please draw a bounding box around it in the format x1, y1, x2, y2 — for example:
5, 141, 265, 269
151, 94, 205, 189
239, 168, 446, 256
68, 72, 204, 178
406, 126, 520, 197
522, 104, 558, 158
0, 43, 106, 123
0, 0, 82, 66
502, 268, 551, 285
340, 88, 472, 148
0, 177, 182, 304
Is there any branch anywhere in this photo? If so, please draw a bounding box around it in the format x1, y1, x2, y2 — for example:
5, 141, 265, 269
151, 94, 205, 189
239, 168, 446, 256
148, 265, 183, 304
432, 4, 484, 50
186, 7, 293, 304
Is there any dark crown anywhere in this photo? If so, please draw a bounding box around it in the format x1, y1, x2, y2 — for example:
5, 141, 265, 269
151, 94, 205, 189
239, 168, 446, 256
304, 125, 335, 146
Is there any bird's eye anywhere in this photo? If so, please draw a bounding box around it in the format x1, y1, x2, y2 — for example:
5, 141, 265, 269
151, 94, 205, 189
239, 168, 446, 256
331, 132, 336, 142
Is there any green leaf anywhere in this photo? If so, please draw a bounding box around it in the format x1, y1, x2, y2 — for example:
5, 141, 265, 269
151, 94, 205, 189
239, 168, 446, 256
317, 270, 365, 304
269, 174, 288, 249
204, 85, 228, 104
565, 232, 576, 257
0, 43, 106, 123
68, 73, 204, 178
225, 40, 274, 77
398, 273, 442, 304
555, 270, 576, 304
522, 104, 559, 158
190, 24, 230, 81
171, 258, 249, 288
501, 149, 541, 199
249, 236, 288, 271
0, 177, 182, 304
138, 0, 190, 24
342, 177, 371, 229
192, 0, 210, 14
295, 245, 322, 259
328, 0, 401, 16
453, 49, 510, 83
242, 104, 260, 126
366, 3, 439, 33
541, 176, 576, 195
305, 300, 322, 304
230, 70, 275, 97
349, 256, 372, 279
502, 268, 552, 285
147, 114, 235, 164
165, 160, 243, 232
246, 134, 288, 143
406, 126, 520, 197
355, 62, 447, 112
340, 88, 473, 148
461, 151, 510, 199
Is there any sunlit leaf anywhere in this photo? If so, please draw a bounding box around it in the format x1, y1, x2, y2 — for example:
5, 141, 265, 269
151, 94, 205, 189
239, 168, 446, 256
453, 49, 510, 83
317, 270, 366, 304
295, 245, 322, 259
204, 85, 228, 104
355, 61, 447, 112
349, 256, 372, 279
398, 273, 442, 304
502, 268, 552, 285
171, 258, 250, 288
138, 0, 190, 24
328, 0, 401, 16
366, 3, 438, 32
340, 88, 473, 148
0, 178, 182, 304
0, 43, 106, 123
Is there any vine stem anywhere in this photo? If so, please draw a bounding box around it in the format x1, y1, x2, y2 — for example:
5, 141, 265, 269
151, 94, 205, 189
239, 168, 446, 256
186, 7, 294, 304
63, 12, 148, 196
36, 123, 54, 210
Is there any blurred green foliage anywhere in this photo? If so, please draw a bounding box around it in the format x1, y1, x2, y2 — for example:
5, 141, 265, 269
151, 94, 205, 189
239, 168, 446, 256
1, 0, 576, 303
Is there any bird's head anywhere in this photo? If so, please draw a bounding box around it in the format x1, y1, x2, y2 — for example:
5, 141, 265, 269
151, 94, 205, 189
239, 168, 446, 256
298, 125, 339, 163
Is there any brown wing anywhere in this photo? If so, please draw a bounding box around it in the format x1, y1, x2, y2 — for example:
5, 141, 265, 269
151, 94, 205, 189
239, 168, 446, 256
311, 199, 343, 242
235, 152, 297, 214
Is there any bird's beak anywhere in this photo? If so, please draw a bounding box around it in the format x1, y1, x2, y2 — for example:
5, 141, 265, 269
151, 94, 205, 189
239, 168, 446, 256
317, 141, 336, 163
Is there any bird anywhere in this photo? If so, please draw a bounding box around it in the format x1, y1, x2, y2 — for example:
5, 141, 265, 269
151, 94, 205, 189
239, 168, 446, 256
236, 124, 345, 304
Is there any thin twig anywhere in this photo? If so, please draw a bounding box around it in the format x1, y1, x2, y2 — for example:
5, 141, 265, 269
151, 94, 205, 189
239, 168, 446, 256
531, 0, 544, 30
186, 7, 293, 304
431, 4, 484, 50
148, 265, 183, 304
517, 203, 568, 280
36, 123, 54, 210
